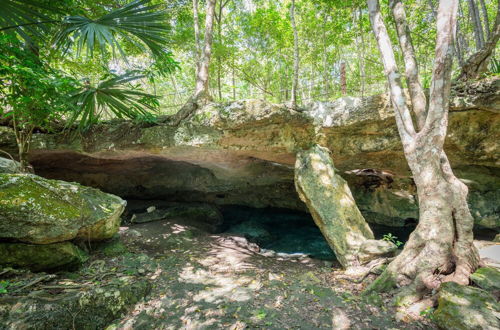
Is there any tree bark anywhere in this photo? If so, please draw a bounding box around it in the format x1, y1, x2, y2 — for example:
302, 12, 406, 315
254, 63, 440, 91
171, 0, 216, 126
290, 0, 299, 107
193, 0, 201, 77
468, 0, 485, 49
367, 0, 479, 311
479, 0, 491, 38
340, 61, 347, 95
390, 0, 427, 129
458, 0, 500, 80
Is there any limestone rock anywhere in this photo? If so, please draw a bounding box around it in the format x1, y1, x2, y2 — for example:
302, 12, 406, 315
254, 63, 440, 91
131, 203, 223, 233
0, 173, 126, 244
471, 267, 500, 292
0, 241, 88, 271
294, 145, 396, 268
0, 157, 20, 174
0, 277, 151, 329
434, 282, 499, 330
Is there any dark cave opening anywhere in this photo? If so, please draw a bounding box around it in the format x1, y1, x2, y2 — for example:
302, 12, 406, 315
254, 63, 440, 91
219, 205, 417, 261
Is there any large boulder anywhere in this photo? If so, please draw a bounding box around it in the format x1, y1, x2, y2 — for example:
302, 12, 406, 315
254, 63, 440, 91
434, 282, 499, 330
0, 242, 88, 271
0, 173, 126, 244
294, 145, 396, 268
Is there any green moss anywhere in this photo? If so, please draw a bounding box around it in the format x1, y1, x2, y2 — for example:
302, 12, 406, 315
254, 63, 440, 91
470, 267, 500, 291
363, 270, 396, 295
434, 282, 499, 330
0, 173, 125, 244
0, 242, 88, 271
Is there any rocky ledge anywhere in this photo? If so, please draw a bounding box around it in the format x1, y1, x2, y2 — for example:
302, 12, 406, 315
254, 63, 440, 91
0, 78, 498, 230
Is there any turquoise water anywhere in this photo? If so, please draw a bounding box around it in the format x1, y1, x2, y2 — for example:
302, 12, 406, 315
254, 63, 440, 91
221, 205, 415, 261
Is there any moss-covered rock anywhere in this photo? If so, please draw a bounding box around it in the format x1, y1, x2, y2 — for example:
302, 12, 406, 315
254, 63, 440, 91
0, 277, 151, 329
434, 282, 499, 330
0, 242, 88, 271
471, 267, 500, 292
0, 173, 126, 244
0, 157, 20, 174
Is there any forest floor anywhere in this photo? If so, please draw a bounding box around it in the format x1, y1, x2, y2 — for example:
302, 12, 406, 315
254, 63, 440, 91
1, 219, 437, 329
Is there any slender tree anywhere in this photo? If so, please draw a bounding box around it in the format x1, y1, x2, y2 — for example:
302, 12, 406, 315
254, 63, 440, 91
468, 0, 485, 49
290, 0, 299, 107
193, 0, 202, 77
171, 0, 216, 125
366, 0, 479, 314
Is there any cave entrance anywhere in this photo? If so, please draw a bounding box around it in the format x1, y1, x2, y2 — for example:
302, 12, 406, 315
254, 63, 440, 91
220, 205, 417, 261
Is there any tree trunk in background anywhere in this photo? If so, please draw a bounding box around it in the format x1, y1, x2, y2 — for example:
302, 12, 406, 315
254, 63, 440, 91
468, 0, 485, 49
459, 1, 500, 80
170, 0, 216, 126
479, 0, 490, 39
193, 0, 201, 77
340, 62, 346, 95
322, 12, 329, 100
290, 0, 299, 107
358, 8, 366, 98
367, 0, 479, 314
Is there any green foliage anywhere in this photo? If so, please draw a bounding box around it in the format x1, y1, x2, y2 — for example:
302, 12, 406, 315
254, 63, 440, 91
488, 58, 500, 76
0, 280, 10, 294
0, 35, 78, 130
382, 233, 403, 248
69, 72, 159, 129
420, 306, 435, 320
54, 0, 170, 60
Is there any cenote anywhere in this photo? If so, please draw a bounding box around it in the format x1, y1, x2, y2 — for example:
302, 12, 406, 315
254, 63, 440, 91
220, 205, 416, 261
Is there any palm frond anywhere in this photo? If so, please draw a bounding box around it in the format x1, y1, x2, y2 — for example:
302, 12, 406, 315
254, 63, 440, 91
54, 0, 170, 60
69, 72, 158, 129
0, 0, 60, 42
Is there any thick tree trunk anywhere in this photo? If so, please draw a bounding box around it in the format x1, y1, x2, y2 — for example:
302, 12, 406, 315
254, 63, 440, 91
290, 0, 299, 107
367, 0, 479, 313
369, 150, 479, 306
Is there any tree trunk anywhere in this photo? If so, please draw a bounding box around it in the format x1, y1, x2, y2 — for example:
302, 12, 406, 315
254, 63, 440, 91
340, 62, 347, 95
358, 8, 366, 98
290, 0, 299, 107
479, 0, 491, 38
171, 0, 216, 126
458, 0, 500, 80
216, 1, 223, 100
193, 0, 201, 77
468, 0, 485, 49
367, 0, 479, 313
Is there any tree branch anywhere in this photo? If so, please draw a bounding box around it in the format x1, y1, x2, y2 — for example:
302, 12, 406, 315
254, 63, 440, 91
367, 0, 416, 144
389, 0, 427, 130
421, 0, 458, 146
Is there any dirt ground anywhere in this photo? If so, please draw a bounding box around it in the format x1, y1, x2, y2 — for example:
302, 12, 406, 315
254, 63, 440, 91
1, 219, 437, 329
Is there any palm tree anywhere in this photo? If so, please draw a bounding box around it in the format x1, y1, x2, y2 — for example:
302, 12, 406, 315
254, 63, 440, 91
0, 0, 173, 171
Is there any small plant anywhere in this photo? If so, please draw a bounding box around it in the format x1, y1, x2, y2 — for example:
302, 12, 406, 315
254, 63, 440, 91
488, 58, 500, 75
0, 280, 10, 294
420, 306, 435, 320
382, 233, 403, 248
